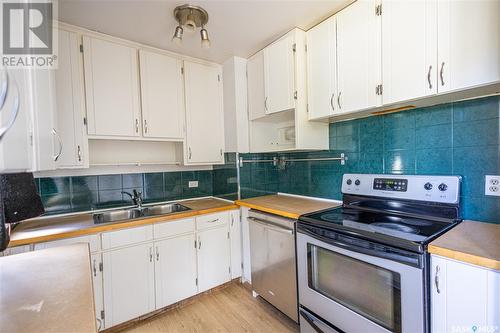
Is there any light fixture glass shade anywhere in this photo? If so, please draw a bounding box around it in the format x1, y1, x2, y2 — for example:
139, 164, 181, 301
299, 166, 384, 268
185, 12, 196, 31
200, 28, 210, 49
172, 25, 183, 44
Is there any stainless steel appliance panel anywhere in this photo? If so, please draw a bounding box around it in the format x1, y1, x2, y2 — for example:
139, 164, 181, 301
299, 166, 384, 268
249, 210, 298, 322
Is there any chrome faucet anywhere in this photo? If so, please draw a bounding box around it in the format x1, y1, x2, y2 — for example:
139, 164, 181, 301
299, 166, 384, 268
122, 189, 143, 209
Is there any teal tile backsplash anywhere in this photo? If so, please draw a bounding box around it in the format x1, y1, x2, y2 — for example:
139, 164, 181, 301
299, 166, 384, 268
240, 96, 500, 224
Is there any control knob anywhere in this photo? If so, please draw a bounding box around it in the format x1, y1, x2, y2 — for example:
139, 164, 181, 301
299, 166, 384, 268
438, 183, 448, 192
424, 182, 433, 191
355, 179, 361, 186
346, 179, 352, 185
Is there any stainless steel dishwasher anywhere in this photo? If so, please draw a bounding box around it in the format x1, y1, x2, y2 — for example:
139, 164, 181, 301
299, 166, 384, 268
248, 209, 298, 322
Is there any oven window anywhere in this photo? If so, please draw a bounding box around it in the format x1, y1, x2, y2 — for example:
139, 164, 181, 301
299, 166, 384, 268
307, 244, 402, 332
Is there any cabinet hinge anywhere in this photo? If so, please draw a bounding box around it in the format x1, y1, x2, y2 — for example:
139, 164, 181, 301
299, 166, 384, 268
181, 67, 184, 75
83, 117, 87, 126
100, 310, 105, 320
80, 44, 83, 53
306, 104, 309, 113
217, 74, 221, 82
227, 231, 230, 239
375, 4, 382, 16
99, 262, 103, 272
194, 240, 197, 248
305, 44, 307, 52
292, 43, 296, 52
376, 84, 383, 95
229, 266, 231, 274
29, 132, 33, 146
241, 262, 244, 269
195, 277, 198, 286
294, 91, 298, 100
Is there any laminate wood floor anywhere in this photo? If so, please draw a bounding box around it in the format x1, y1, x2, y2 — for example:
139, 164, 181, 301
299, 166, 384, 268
120, 282, 299, 333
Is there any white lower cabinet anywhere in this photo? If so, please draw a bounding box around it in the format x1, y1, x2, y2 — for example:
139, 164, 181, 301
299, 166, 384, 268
102, 243, 156, 327
154, 234, 198, 308
229, 210, 242, 279
431, 255, 500, 333
197, 226, 231, 293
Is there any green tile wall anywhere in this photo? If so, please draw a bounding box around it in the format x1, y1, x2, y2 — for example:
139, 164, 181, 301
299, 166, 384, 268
240, 96, 500, 224
213, 153, 238, 201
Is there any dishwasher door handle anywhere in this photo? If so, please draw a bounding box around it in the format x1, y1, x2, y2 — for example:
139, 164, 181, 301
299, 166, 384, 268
248, 216, 294, 235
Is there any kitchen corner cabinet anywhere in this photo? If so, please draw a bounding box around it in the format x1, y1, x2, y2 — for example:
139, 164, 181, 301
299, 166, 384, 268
263, 32, 296, 114
139, 50, 184, 140
183, 61, 225, 165
103, 243, 156, 327
229, 210, 242, 279
306, 16, 338, 120
54, 29, 89, 168
83, 36, 141, 138
437, 0, 500, 93
336, 0, 382, 114
431, 255, 500, 333
247, 51, 266, 121
381, 0, 437, 104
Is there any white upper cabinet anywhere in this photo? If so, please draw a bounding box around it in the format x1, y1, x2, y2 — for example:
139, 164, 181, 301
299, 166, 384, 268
55, 29, 88, 168
263, 32, 296, 114
307, 16, 338, 120
437, 0, 500, 93
83, 36, 141, 137
139, 50, 184, 140
183, 61, 224, 165
336, 0, 381, 113
247, 51, 266, 121
382, 0, 437, 104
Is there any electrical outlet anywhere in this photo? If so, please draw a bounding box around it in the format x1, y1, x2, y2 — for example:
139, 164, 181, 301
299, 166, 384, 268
485, 175, 500, 196
188, 181, 199, 188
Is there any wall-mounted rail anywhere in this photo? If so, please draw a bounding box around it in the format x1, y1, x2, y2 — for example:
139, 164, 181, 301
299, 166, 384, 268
238, 153, 347, 169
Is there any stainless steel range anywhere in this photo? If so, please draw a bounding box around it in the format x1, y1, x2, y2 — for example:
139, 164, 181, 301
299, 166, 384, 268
297, 174, 462, 333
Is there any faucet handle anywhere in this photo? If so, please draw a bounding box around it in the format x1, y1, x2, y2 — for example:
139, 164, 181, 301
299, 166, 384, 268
133, 189, 142, 199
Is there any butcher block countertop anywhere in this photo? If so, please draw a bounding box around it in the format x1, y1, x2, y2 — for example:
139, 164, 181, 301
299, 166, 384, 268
235, 194, 341, 219
0, 244, 95, 333
429, 221, 500, 270
9, 198, 238, 247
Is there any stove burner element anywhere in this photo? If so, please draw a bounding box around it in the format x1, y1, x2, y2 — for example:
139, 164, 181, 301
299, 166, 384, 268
371, 222, 418, 234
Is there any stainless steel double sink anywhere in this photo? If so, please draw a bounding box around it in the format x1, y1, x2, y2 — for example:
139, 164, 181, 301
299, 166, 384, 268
92, 203, 191, 224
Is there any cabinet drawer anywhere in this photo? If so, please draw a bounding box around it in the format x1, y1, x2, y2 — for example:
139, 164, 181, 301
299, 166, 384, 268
101, 225, 153, 250
154, 218, 195, 239
34, 234, 100, 252
196, 212, 228, 230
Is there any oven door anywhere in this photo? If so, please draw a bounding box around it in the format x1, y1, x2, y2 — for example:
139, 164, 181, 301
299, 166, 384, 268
297, 226, 425, 333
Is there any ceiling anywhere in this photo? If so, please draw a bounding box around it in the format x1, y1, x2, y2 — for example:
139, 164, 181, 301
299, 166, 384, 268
59, 0, 351, 64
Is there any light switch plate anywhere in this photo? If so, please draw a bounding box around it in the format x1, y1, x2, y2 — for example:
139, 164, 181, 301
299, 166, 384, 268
485, 175, 500, 196
188, 181, 199, 188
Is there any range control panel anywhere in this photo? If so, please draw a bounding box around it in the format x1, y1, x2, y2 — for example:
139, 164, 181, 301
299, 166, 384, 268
342, 174, 461, 204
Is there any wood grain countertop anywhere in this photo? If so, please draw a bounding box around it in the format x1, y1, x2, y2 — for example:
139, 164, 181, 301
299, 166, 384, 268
9, 198, 238, 247
235, 194, 341, 219
0, 243, 96, 333
428, 221, 500, 270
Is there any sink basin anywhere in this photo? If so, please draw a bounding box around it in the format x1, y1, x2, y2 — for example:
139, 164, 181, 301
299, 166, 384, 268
93, 203, 191, 224
142, 203, 191, 216
93, 209, 142, 224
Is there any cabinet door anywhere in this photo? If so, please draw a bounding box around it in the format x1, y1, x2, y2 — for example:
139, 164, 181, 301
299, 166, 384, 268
337, 0, 381, 113
229, 210, 242, 279
0, 69, 33, 172
83, 36, 141, 137
154, 234, 198, 309
307, 16, 337, 120
184, 61, 224, 165
437, 0, 500, 93
382, 0, 437, 104
263, 33, 295, 114
103, 243, 155, 327
247, 51, 266, 120
139, 50, 184, 140
55, 29, 88, 168
91, 253, 105, 331
197, 226, 230, 292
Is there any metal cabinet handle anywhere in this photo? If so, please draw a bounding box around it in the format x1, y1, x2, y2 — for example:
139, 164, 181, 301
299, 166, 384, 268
427, 65, 433, 89
440, 62, 445, 86
144, 119, 148, 133
0, 69, 8, 110
337, 92, 342, 110
248, 216, 294, 235
0, 75, 20, 141
149, 247, 153, 262
135, 119, 139, 133
207, 219, 219, 223
231, 215, 234, 227
77, 145, 82, 162
156, 246, 159, 261
264, 96, 268, 112
93, 259, 97, 277
188, 147, 192, 160
434, 265, 441, 294
330, 93, 335, 112
52, 128, 63, 161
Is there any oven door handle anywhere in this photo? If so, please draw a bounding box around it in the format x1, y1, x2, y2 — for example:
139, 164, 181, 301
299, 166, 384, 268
299, 227, 421, 268
300, 309, 341, 333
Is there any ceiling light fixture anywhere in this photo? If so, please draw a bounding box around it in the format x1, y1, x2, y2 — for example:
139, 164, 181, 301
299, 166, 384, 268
172, 4, 210, 48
